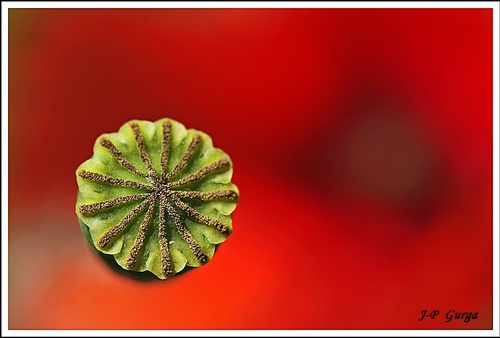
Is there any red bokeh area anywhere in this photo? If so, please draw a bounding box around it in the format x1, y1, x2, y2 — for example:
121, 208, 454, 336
8, 8, 493, 330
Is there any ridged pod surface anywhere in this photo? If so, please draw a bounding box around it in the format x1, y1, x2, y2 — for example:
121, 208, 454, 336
76, 118, 239, 280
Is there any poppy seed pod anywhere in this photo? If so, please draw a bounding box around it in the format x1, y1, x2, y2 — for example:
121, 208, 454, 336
76, 118, 239, 280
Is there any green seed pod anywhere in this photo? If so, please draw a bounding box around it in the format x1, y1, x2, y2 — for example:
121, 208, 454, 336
75, 118, 239, 280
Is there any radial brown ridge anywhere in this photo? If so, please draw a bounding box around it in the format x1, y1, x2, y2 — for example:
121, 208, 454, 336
125, 201, 156, 268
100, 138, 149, 178
174, 190, 239, 201
158, 194, 173, 276
97, 196, 152, 249
164, 199, 209, 264
79, 170, 155, 190
79, 193, 150, 215
171, 195, 231, 236
165, 134, 202, 180
168, 159, 231, 188
130, 122, 156, 178
160, 121, 172, 182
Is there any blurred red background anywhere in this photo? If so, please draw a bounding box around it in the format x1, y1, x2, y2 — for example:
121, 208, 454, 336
8, 8, 493, 330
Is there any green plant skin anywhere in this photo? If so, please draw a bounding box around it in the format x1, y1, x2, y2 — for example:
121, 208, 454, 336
75, 118, 238, 280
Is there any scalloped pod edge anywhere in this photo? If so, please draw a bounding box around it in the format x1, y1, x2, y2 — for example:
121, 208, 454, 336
75, 118, 239, 280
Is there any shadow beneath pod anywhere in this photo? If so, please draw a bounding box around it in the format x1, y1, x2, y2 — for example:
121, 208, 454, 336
79, 220, 210, 282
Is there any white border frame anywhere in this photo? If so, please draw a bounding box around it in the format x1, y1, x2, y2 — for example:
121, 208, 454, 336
2, 1, 498, 337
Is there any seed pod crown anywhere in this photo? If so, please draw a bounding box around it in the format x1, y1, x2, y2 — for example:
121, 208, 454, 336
76, 118, 239, 279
